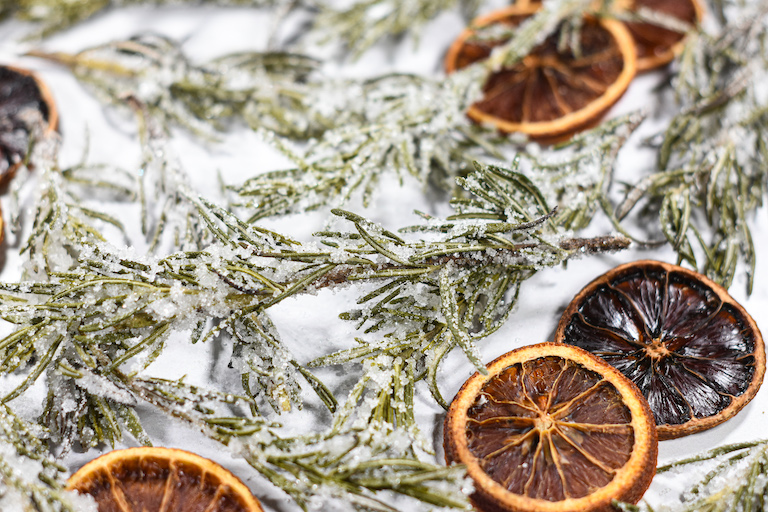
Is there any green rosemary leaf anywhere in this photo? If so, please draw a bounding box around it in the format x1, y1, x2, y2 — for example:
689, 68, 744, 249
2, 335, 64, 404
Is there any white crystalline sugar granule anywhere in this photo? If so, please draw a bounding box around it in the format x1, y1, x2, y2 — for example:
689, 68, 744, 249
60, 398, 77, 413
75, 371, 138, 406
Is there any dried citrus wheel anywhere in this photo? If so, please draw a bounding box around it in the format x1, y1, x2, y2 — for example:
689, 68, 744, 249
444, 6, 636, 139
67, 447, 264, 512
0, 65, 58, 184
555, 260, 765, 440
444, 342, 657, 512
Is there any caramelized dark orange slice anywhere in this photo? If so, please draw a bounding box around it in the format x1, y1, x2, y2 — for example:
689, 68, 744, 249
0, 65, 58, 183
555, 260, 765, 439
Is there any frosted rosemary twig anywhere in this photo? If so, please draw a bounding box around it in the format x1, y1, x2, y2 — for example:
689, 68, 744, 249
119, 374, 472, 511
230, 68, 492, 220
30, 34, 509, 219
309, 160, 629, 411
0, 405, 95, 511
0, 0, 278, 37
525, 112, 646, 234
310, 0, 479, 59
615, 1, 768, 293
28, 35, 330, 140
615, 439, 768, 512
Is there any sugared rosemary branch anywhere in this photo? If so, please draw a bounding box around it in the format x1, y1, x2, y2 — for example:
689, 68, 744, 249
31, 35, 508, 220
28, 35, 330, 140
310, 0, 479, 58
0, 405, 95, 511
0, 0, 278, 38
229, 69, 491, 220
122, 373, 472, 511
616, 439, 768, 512
615, 1, 768, 293
0, 155, 627, 509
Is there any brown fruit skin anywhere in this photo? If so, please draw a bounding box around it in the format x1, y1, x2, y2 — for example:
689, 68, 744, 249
444, 343, 658, 512
555, 260, 766, 440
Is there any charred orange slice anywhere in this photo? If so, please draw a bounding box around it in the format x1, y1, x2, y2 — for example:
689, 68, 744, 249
444, 343, 657, 512
555, 260, 765, 440
67, 447, 264, 512
444, 6, 636, 139
617, 0, 704, 71
0, 65, 58, 184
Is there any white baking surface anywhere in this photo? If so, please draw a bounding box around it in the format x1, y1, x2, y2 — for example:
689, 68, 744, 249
1, 3, 766, 511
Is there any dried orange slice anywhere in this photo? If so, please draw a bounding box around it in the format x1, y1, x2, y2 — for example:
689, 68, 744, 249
444, 6, 636, 139
67, 447, 264, 512
0, 65, 58, 184
616, 0, 704, 71
555, 260, 765, 440
444, 343, 657, 512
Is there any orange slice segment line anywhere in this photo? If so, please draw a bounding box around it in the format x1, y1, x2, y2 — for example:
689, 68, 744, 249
545, 430, 573, 500
555, 421, 634, 433
481, 427, 539, 462
544, 359, 572, 411
543, 68, 574, 116
482, 392, 540, 414
106, 470, 133, 512
202, 485, 227, 512
575, 311, 646, 349
517, 361, 537, 411
521, 432, 544, 496
158, 459, 175, 512
558, 69, 609, 95
521, 70, 537, 123
482, 69, 531, 100
549, 379, 608, 419
569, 46, 622, 68
468, 416, 537, 426
553, 424, 619, 475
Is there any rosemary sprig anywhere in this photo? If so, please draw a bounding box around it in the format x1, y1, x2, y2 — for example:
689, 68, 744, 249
615, 1, 768, 293
616, 439, 768, 512
525, 112, 646, 234
0, 155, 627, 510
310, 0, 479, 59
122, 373, 473, 511
310, 159, 629, 410
230, 69, 493, 220
0, 405, 94, 511
0, 0, 277, 38
31, 35, 509, 220
29, 35, 330, 139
